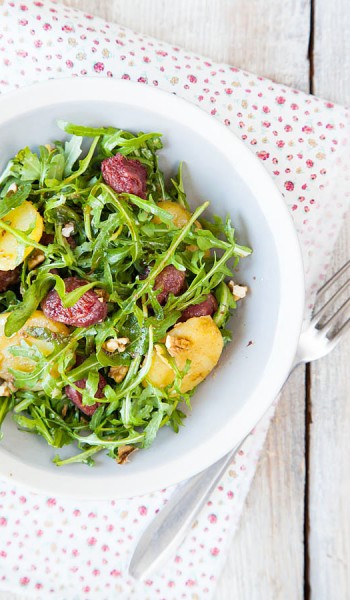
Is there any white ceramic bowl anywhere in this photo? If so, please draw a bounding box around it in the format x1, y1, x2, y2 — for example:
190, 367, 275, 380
0, 78, 304, 498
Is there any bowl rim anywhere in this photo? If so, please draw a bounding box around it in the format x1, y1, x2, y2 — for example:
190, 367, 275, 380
0, 78, 304, 499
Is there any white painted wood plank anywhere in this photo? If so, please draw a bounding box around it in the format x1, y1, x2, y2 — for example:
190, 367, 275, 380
216, 370, 306, 600
308, 224, 350, 600
309, 2, 350, 599
309, 304, 350, 600
313, 0, 350, 106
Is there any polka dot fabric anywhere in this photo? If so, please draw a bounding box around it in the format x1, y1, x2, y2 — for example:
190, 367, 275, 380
0, 1, 349, 598
0, 417, 274, 600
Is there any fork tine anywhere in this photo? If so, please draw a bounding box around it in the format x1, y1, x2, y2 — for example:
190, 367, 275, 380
320, 296, 350, 336
312, 276, 350, 325
316, 260, 350, 297
331, 317, 350, 343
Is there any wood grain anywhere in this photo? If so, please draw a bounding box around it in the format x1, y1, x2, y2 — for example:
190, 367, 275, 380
307, 2, 350, 598
308, 239, 350, 599
216, 369, 306, 600
313, 0, 350, 105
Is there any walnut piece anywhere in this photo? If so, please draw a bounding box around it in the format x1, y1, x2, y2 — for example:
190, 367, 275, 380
103, 337, 130, 353
117, 445, 137, 464
109, 365, 129, 383
62, 222, 75, 237
95, 288, 110, 302
27, 250, 45, 270
228, 280, 248, 301
0, 381, 16, 397
165, 334, 192, 357
7, 183, 18, 194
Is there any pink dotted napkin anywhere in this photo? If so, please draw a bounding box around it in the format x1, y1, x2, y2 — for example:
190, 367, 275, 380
0, 1, 349, 598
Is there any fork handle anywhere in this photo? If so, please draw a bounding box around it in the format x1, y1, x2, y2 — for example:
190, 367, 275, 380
128, 443, 241, 579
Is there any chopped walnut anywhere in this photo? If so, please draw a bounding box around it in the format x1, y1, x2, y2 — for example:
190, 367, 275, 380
62, 222, 75, 238
27, 250, 45, 270
103, 337, 130, 353
228, 280, 248, 301
7, 183, 18, 194
117, 445, 137, 464
61, 404, 68, 417
0, 381, 16, 397
109, 365, 129, 383
165, 334, 192, 357
95, 288, 110, 302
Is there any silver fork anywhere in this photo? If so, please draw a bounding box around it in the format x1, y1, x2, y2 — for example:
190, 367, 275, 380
128, 260, 350, 580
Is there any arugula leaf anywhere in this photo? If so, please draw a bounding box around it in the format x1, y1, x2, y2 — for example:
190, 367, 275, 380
18, 147, 42, 181
63, 137, 100, 184
170, 162, 190, 209
4, 272, 54, 336
53, 277, 103, 309
103, 131, 162, 155
45, 153, 65, 184
0, 160, 17, 186
143, 402, 165, 448
57, 120, 117, 137
63, 135, 83, 177
0, 396, 15, 440
213, 281, 236, 328
123, 194, 174, 224
0, 183, 31, 219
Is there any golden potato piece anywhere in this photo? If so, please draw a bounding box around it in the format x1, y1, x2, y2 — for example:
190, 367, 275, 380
153, 201, 192, 228
0, 310, 69, 382
0, 201, 44, 271
153, 201, 208, 255
145, 316, 223, 393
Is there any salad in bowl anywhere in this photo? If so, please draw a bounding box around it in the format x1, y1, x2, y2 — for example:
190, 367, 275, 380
0, 121, 250, 467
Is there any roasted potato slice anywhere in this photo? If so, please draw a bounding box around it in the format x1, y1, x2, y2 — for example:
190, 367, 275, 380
145, 315, 223, 393
0, 201, 44, 271
153, 200, 208, 255
153, 201, 193, 228
0, 310, 69, 382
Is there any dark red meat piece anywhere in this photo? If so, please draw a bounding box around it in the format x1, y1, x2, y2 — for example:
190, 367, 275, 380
40, 232, 54, 246
0, 266, 20, 292
179, 293, 218, 322
65, 372, 107, 416
41, 277, 108, 327
153, 265, 186, 305
41, 231, 75, 249
66, 236, 76, 249
138, 262, 152, 281
101, 153, 147, 199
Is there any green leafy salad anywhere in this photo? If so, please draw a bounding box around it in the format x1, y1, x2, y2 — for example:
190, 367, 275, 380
0, 122, 251, 466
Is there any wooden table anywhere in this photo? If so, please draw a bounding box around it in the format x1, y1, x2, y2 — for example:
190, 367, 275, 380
1, 1, 349, 599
